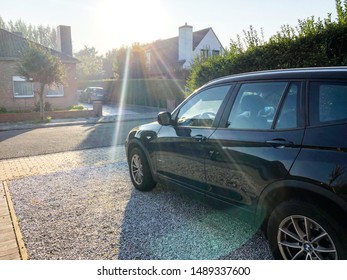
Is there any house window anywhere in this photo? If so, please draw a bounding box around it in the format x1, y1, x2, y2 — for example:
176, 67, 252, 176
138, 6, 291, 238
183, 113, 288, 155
200, 49, 209, 59
13, 76, 34, 98
46, 84, 64, 97
212, 50, 220, 56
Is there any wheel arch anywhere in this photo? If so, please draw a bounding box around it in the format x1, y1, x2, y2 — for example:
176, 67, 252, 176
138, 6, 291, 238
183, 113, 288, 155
126, 138, 157, 180
256, 179, 347, 230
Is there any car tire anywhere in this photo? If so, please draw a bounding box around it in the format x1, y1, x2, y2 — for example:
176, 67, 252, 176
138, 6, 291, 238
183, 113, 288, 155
128, 147, 156, 191
267, 200, 347, 260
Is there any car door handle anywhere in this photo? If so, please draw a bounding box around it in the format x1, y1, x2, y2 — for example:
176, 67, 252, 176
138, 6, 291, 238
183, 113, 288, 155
192, 135, 207, 142
266, 139, 294, 148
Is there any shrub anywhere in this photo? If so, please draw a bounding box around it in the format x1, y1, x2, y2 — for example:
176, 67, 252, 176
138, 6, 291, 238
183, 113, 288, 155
67, 105, 85, 110
0, 107, 7, 113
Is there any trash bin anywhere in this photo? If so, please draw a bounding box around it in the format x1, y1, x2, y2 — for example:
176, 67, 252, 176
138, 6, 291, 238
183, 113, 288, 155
93, 101, 103, 117
166, 99, 176, 112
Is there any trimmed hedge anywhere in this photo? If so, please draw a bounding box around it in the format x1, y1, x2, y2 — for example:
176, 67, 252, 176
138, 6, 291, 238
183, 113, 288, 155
78, 79, 186, 108
187, 21, 347, 91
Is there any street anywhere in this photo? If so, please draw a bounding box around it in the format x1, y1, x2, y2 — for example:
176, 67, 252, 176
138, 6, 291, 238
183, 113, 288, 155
0, 120, 150, 160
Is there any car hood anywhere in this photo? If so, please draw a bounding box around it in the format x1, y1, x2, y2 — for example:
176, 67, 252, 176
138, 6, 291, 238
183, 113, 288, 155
127, 121, 162, 141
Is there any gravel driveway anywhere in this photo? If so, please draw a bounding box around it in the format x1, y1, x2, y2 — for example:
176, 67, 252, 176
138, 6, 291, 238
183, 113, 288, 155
8, 147, 272, 260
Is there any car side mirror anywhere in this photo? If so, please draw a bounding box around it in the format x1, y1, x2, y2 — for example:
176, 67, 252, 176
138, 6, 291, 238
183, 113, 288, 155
157, 111, 172, 126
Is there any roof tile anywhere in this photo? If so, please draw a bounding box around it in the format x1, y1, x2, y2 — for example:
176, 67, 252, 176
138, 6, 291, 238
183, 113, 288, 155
0, 28, 78, 63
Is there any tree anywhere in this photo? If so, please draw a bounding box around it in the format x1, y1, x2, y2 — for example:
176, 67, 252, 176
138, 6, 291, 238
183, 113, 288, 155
104, 43, 148, 79
113, 46, 129, 78
74, 46, 103, 80
336, 0, 347, 23
128, 43, 148, 78
0, 16, 6, 29
0, 16, 57, 49
103, 49, 118, 79
17, 44, 65, 120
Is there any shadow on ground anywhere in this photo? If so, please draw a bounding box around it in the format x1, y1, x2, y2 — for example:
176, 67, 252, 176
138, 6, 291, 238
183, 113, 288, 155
117, 184, 273, 260
7, 160, 272, 260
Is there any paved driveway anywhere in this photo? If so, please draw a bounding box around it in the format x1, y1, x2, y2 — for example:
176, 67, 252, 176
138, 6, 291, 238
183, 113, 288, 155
2, 146, 273, 260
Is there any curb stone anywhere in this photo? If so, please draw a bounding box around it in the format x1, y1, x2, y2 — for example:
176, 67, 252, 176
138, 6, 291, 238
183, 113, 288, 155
0, 113, 158, 132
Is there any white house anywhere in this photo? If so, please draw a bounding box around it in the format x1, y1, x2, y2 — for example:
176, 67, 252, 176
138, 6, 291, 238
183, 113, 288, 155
146, 23, 224, 78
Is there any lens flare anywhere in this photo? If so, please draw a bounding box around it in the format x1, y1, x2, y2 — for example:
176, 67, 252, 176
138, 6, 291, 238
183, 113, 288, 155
111, 47, 131, 156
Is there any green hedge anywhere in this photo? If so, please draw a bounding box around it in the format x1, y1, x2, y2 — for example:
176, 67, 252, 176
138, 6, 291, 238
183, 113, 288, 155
187, 21, 347, 91
78, 79, 186, 108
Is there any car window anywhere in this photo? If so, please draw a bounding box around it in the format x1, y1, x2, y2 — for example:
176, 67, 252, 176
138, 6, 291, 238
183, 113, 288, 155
176, 85, 230, 127
96, 89, 104, 94
227, 82, 288, 130
309, 82, 347, 126
275, 83, 299, 129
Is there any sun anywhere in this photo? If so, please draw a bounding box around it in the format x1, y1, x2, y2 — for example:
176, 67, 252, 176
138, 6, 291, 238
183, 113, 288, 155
95, 0, 169, 52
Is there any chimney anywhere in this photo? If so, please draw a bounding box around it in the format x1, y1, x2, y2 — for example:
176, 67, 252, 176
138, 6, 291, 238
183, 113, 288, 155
57, 25, 72, 56
178, 23, 193, 66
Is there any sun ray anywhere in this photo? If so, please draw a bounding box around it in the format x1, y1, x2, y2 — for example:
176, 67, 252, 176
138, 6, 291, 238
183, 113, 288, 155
111, 47, 131, 156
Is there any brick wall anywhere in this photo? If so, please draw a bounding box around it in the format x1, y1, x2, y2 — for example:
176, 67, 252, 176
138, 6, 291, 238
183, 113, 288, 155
0, 110, 96, 123
0, 60, 77, 111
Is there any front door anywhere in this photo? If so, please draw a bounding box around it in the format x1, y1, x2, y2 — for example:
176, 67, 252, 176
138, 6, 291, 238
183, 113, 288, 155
155, 85, 232, 191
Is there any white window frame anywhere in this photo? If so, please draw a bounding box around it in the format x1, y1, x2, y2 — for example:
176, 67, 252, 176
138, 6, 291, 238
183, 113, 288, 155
12, 76, 34, 98
46, 84, 64, 97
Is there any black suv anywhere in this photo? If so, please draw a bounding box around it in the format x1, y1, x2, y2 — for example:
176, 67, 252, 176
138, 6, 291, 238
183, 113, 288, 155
125, 67, 347, 260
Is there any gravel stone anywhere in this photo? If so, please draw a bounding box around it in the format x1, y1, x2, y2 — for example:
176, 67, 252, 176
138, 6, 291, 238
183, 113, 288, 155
8, 147, 273, 260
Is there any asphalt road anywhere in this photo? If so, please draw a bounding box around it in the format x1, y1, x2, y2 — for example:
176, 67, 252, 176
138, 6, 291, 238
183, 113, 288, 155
0, 120, 151, 160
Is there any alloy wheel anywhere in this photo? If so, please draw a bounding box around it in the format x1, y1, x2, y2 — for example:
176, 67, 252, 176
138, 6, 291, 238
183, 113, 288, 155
277, 215, 337, 260
131, 154, 143, 185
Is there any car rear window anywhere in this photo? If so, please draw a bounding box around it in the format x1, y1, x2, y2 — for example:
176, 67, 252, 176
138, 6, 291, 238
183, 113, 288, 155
309, 82, 347, 126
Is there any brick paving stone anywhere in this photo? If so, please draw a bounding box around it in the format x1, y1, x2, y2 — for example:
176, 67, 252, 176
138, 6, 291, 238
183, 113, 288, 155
0, 146, 125, 181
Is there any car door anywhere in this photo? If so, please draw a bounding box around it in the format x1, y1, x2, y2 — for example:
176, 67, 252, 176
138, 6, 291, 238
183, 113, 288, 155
290, 81, 347, 190
154, 85, 232, 192
205, 81, 305, 210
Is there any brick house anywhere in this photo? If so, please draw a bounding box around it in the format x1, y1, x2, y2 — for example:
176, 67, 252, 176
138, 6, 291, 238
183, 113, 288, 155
146, 23, 224, 78
0, 25, 78, 111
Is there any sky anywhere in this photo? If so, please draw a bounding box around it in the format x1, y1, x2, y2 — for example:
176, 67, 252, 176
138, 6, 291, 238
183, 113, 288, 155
0, 0, 338, 55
